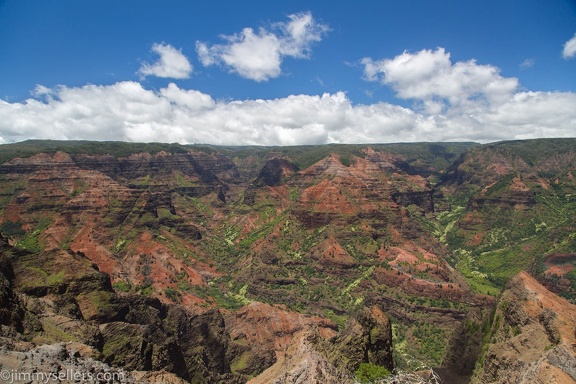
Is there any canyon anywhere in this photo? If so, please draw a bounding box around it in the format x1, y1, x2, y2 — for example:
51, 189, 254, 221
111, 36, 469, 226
0, 138, 574, 383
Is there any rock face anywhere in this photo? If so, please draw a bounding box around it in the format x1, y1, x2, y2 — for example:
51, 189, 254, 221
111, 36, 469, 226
471, 271, 576, 384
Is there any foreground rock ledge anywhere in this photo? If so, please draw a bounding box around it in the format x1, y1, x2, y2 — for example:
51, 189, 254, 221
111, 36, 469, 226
471, 271, 576, 384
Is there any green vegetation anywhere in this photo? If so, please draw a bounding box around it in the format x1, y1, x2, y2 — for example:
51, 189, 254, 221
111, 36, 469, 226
391, 319, 449, 369
22, 266, 49, 287
164, 287, 182, 303
425, 140, 576, 297
230, 352, 251, 374
0, 139, 191, 164
355, 363, 391, 383
340, 266, 375, 299
485, 138, 576, 166
0, 220, 25, 238
14, 216, 52, 252
76, 290, 117, 319
239, 215, 284, 249
33, 319, 78, 345
191, 282, 249, 311
0, 139, 476, 174
46, 270, 66, 285
410, 323, 448, 366
454, 250, 501, 295
324, 309, 347, 331
112, 280, 132, 292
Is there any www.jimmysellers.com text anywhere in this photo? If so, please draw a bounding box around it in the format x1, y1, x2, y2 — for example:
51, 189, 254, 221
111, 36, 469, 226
0, 369, 126, 383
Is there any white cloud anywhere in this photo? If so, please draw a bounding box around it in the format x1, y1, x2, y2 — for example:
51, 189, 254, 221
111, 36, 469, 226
362, 48, 519, 112
32, 85, 55, 98
196, 12, 329, 81
359, 48, 576, 141
520, 58, 535, 69
562, 33, 576, 59
276, 12, 329, 58
197, 28, 282, 81
1, 79, 575, 146
138, 43, 193, 79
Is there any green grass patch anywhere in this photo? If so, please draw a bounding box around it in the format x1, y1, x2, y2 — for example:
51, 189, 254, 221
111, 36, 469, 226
46, 270, 66, 285
477, 246, 535, 287
112, 280, 132, 292
324, 309, 347, 331
230, 352, 251, 374
15, 216, 52, 252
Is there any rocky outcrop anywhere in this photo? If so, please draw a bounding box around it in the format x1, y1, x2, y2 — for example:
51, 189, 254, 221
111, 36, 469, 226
471, 271, 576, 384
226, 302, 338, 353
467, 174, 537, 210
225, 302, 337, 378
248, 331, 354, 384
243, 157, 298, 206
329, 306, 394, 373
253, 157, 298, 187
391, 190, 435, 213
248, 305, 394, 384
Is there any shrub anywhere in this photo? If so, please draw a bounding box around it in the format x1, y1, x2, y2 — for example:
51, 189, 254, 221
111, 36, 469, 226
355, 363, 391, 383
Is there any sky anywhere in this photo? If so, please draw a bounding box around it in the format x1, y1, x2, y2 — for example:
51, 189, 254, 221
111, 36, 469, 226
0, 0, 575, 146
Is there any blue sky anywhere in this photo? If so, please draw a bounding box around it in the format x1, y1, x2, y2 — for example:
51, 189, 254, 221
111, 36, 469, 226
0, 0, 575, 145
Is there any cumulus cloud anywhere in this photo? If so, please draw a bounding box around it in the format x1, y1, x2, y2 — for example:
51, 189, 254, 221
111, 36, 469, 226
562, 33, 576, 59
196, 12, 329, 81
362, 48, 519, 113
1, 79, 575, 146
138, 43, 193, 79
359, 48, 576, 142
